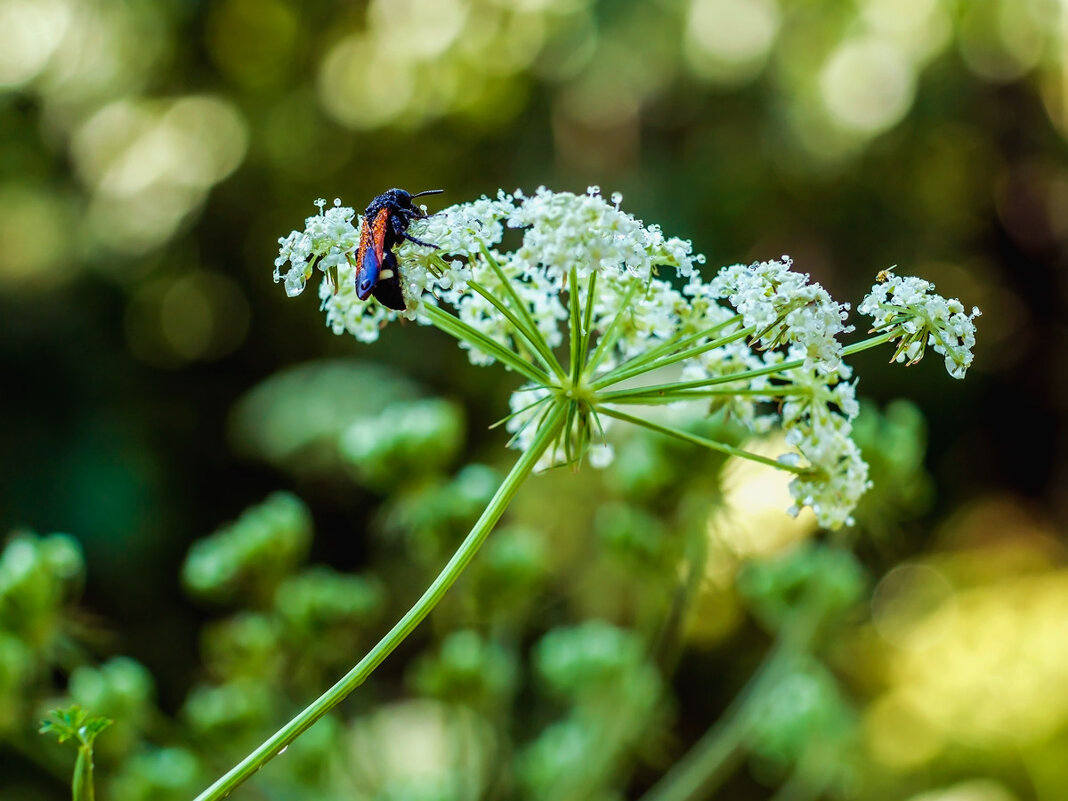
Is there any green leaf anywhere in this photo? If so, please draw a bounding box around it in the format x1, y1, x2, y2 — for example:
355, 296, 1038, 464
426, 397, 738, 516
39, 704, 114, 748
40, 705, 113, 801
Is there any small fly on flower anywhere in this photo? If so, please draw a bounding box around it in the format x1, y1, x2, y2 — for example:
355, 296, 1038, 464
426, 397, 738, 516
348, 188, 443, 311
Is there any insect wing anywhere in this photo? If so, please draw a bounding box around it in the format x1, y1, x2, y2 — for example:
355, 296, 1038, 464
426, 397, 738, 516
356, 208, 391, 299
370, 250, 406, 311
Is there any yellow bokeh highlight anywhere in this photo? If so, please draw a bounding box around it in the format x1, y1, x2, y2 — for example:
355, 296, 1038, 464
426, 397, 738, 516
871, 563, 956, 651
32, 0, 165, 110
316, 0, 573, 131
319, 36, 418, 130
864, 689, 944, 768
705, 434, 817, 586
868, 567, 1068, 763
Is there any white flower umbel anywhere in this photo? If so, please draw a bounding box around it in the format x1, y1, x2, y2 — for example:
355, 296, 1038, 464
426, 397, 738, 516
858, 270, 981, 379
200, 192, 984, 801
709, 257, 853, 374
275, 188, 980, 529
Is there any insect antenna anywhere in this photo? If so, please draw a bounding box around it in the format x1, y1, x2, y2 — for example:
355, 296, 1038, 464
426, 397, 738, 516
410, 189, 444, 198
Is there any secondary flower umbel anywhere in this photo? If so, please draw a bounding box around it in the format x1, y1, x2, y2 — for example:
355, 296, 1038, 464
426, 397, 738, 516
858, 270, 981, 379
275, 187, 980, 529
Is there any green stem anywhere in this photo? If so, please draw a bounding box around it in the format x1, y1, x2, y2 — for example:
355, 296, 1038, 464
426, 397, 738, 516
479, 244, 568, 381
192, 402, 568, 801
596, 407, 810, 474
423, 304, 553, 387
595, 386, 807, 406
468, 279, 563, 381
597, 332, 896, 402
843, 331, 895, 356
563, 399, 577, 464
73, 745, 95, 801
593, 326, 756, 390
639, 596, 826, 801
580, 271, 598, 374
767, 769, 827, 801
488, 394, 549, 430
585, 281, 640, 375
568, 266, 583, 387
591, 318, 746, 389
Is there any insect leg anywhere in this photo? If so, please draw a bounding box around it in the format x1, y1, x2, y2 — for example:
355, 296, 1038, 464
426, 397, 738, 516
401, 232, 440, 249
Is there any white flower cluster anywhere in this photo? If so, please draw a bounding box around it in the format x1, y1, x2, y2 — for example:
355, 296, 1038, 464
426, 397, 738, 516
273, 195, 514, 342
274, 199, 360, 298
454, 251, 567, 365
858, 271, 980, 379
778, 353, 868, 528
709, 257, 853, 373
275, 188, 979, 530
507, 186, 702, 281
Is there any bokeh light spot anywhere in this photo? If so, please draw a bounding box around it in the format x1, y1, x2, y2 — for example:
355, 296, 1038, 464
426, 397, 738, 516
684, 0, 780, 84
486, 0, 581, 10
861, 0, 950, 61
0, 184, 73, 289
34, 0, 166, 109
126, 273, 250, 366
206, 0, 299, 90
905, 780, 1019, 801
820, 37, 915, 135
72, 96, 247, 254
864, 690, 944, 768
370, 0, 468, 60
881, 569, 1068, 750
319, 36, 417, 129
161, 96, 249, 187
0, 0, 71, 88
705, 434, 817, 585
958, 0, 1046, 82
871, 563, 956, 650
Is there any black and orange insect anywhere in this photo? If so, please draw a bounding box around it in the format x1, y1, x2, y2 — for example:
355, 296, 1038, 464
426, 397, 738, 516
351, 188, 443, 311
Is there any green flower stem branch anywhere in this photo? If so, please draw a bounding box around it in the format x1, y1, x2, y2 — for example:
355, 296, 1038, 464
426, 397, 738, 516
584, 281, 640, 375
602, 387, 811, 406
467, 279, 564, 379
569, 266, 584, 386
476, 244, 569, 381
591, 323, 754, 390
597, 332, 897, 403
842, 330, 895, 357
639, 596, 828, 801
192, 402, 568, 801
422, 304, 552, 385
597, 407, 810, 474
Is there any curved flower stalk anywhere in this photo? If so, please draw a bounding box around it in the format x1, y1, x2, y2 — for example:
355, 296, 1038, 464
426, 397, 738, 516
193, 187, 982, 801
275, 186, 978, 529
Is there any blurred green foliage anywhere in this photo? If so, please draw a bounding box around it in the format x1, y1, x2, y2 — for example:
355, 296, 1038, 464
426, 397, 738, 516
4, 393, 1041, 801
2, 0, 1066, 799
